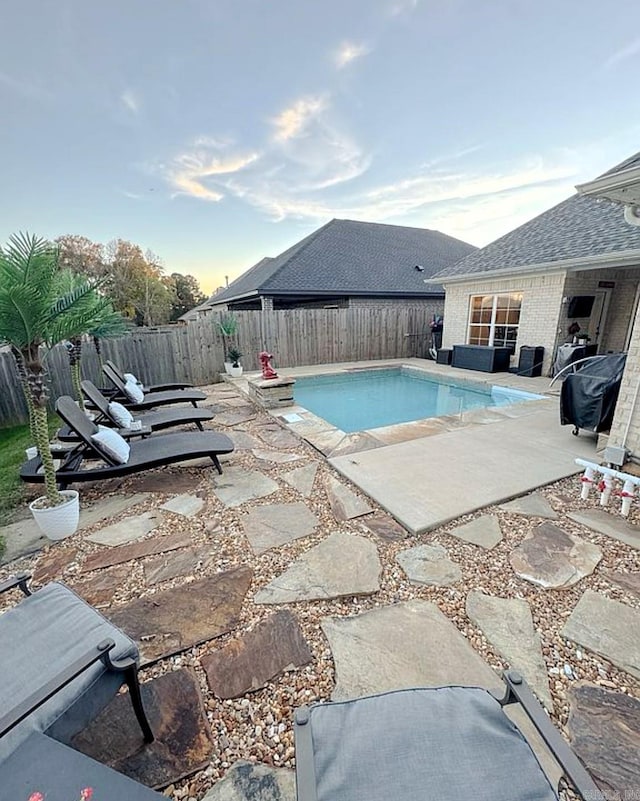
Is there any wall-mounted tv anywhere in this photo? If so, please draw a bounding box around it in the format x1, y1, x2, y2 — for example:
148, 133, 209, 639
567, 295, 595, 318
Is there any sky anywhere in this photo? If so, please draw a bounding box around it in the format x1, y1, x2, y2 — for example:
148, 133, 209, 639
2, 1, 640, 294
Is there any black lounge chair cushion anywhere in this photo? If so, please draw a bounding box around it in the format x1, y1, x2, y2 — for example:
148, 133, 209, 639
296, 687, 557, 801
0, 583, 138, 760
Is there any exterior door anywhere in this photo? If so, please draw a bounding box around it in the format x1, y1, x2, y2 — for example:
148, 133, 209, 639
587, 290, 611, 351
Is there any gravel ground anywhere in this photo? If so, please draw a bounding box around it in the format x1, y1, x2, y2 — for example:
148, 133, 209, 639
2, 381, 638, 800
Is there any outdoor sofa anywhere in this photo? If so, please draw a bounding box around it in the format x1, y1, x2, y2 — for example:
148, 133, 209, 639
0, 574, 163, 800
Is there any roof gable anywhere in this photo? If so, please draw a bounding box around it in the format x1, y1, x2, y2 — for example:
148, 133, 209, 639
212, 219, 476, 303
434, 193, 640, 281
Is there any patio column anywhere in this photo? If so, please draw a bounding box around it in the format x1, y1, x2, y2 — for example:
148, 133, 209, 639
608, 298, 640, 460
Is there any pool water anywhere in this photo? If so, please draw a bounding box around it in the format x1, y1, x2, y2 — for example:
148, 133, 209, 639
294, 368, 544, 433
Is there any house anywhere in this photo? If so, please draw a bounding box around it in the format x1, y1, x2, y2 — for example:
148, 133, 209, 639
204, 219, 476, 314
576, 151, 640, 465
432, 162, 640, 377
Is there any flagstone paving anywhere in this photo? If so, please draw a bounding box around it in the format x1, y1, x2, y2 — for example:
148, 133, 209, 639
242, 503, 319, 555
567, 683, 640, 799
567, 508, 640, 549
108, 568, 253, 664
201, 761, 295, 801
499, 492, 558, 519
254, 531, 381, 604
161, 494, 205, 517
325, 475, 373, 520
212, 467, 279, 507
448, 515, 503, 549
254, 424, 300, 449
85, 510, 164, 546
202, 610, 313, 699
215, 408, 258, 427
70, 564, 132, 607
32, 545, 78, 584
605, 570, 640, 596
144, 545, 215, 585
465, 591, 553, 711
360, 514, 409, 542
228, 431, 263, 450
396, 543, 462, 586
281, 463, 318, 498
81, 531, 192, 572
0, 517, 48, 565
561, 589, 640, 680
509, 522, 602, 589
251, 449, 304, 464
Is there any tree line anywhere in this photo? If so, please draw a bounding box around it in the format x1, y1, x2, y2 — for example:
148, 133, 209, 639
55, 235, 207, 326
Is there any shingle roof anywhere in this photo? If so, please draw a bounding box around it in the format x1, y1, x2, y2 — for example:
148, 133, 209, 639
599, 151, 640, 178
210, 219, 476, 303
433, 194, 640, 281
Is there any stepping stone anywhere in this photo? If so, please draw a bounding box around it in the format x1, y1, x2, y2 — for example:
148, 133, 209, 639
108, 567, 253, 664
509, 522, 602, 589
254, 424, 300, 449
129, 472, 199, 493
242, 502, 319, 555
201, 761, 295, 801
254, 531, 381, 604
78, 493, 150, 529
160, 493, 205, 517
215, 408, 257, 427
282, 464, 318, 498
72, 668, 213, 789
326, 475, 373, 520
145, 545, 215, 585
328, 432, 385, 457
449, 515, 503, 549
70, 564, 131, 607
81, 531, 191, 573
33, 546, 78, 584
212, 467, 279, 508
229, 431, 262, 450
567, 683, 640, 799
85, 510, 164, 546
562, 589, 640, 680
396, 544, 462, 587
321, 600, 562, 786
0, 517, 48, 565
361, 515, 409, 543
304, 429, 345, 455
499, 493, 558, 519
202, 610, 313, 698
567, 509, 640, 550
251, 448, 304, 464
606, 571, 640, 596
466, 591, 553, 711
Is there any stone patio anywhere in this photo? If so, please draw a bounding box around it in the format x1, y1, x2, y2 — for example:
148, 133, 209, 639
2, 374, 639, 801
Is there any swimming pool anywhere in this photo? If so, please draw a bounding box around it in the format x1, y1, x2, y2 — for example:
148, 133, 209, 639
293, 367, 544, 433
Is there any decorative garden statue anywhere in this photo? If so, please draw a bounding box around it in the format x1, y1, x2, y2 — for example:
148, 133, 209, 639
259, 351, 278, 380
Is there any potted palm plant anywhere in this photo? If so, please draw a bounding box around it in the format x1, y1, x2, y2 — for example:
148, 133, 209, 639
0, 233, 104, 539
217, 313, 238, 374
226, 346, 243, 377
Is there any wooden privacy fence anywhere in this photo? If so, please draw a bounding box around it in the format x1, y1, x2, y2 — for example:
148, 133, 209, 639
0, 306, 433, 426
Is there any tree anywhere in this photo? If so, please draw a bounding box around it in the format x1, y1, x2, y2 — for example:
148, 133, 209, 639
105, 239, 172, 325
0, 233, 104, 506
56, 234, 106, 279
168, 272, 207, 321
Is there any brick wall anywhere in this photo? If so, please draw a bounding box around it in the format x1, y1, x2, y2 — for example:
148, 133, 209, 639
441, 271, 567, 374
609, 296, 640, 455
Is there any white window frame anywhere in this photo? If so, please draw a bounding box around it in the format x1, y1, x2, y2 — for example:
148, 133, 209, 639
468, 293, 522, 347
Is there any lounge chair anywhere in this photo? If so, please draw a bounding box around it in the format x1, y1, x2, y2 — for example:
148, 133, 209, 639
20, 396, 234, 490
56, 381, 214, 441
0, 574, 162, 799
104, 359, 193, 392
293, 671, 601, 801
102, 363, 206, 410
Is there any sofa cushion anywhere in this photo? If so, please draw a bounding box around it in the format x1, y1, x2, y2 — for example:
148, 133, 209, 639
0, 582, 138, 759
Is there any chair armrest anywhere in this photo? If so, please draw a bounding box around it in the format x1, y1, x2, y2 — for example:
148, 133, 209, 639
0, 573, 32, 597
117, 426, 152, 439
0, 639, 116, 739
496, 670, 603, 800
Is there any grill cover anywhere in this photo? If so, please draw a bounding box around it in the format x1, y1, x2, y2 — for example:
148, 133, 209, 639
560, 353, 627, 433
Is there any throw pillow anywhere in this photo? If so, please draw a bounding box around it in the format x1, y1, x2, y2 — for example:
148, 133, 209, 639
124, 372, 141, 385
91, 426, 131, 464
108, 401, 134, 428
124, 379, 145, 403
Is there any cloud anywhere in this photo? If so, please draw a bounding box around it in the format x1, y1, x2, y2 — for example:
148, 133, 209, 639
271, 95, 328, 141
603, 37, 640, 70
388, 0, 419, 17
0, 71, 54, 102
334, 41, 371, 69
121, 89, 139, 113
163, 141, 261, 201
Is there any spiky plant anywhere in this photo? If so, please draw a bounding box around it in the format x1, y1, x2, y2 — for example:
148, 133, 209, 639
0, 233, 105, 506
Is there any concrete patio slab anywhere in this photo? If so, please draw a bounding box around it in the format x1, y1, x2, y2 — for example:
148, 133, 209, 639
330, 407, 595, 534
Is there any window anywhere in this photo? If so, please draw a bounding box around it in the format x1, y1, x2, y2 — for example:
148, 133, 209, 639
468, 293, 522, 348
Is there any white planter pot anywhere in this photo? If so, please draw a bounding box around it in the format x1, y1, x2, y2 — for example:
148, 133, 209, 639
224, 362, 233, 375
229, 365, 243, 377
29, 490, 80, 541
